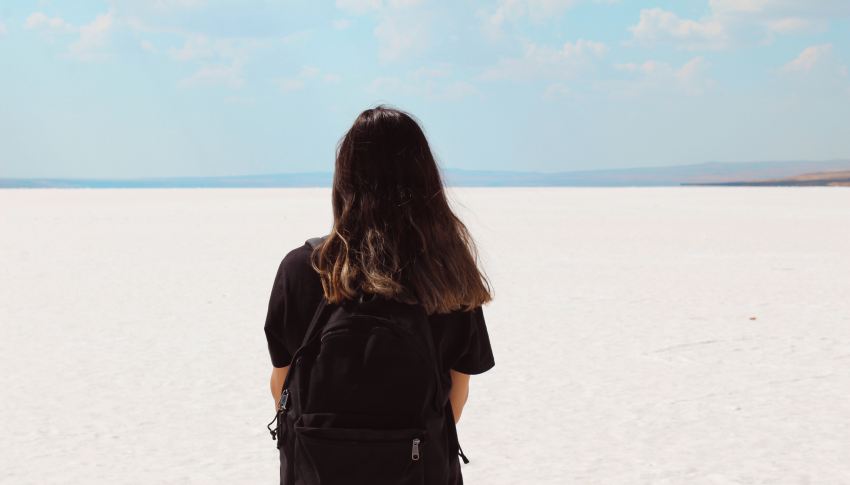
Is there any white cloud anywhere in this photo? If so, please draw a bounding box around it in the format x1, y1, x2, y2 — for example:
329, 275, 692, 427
335, 0, 384, 13
25, 11, 114, 61
335, 0, 429, 63
0, 21, 6, 36
479, 39, 608, 81
151, 0, 206, 9
629, 8, 727, 50
179, 63, 243, 88
168, 34, 259, 62
479, 0, 577, 38
335, 0, 423, 12
777, 43, 849, 96
614, 56, 714, 95
765, 17, 812, 33
676, 57, 712, 91
368, 64, 480, 101
782, 44, 832, 72
387, 0, 424, 7
170, 35, 213, 61
107, 0, 205, 15
369, 77, 479, 101
132, 14, 301, 89
169, 35, 265, 70
630, 1, 850, 50
68, 11, 114, 61
373, 15, 428, 62
277, 66, 342, 93
709, 0, 850, 17
708, 0, 768, 14
24, 12, 76, 33
169, 35, 268, 89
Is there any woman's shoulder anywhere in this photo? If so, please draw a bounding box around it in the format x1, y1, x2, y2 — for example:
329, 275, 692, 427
428, 304, 494, 375
278, 240, 318, 282
428, 304, 485, 322
427, 304, 487, 340
282, 240, 311, 263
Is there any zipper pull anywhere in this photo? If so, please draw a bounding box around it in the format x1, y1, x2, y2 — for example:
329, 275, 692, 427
278, 388, 289, 412
411, 438, 420, 461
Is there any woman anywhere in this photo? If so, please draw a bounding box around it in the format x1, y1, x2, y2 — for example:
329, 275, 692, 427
263, 104, 495, 484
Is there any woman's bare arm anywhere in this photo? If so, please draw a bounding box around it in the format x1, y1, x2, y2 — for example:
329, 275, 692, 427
270, 366, 289, 411
448, 369, 470, 424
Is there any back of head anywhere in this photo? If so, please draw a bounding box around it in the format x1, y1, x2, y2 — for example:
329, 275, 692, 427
311, 104, 493, 315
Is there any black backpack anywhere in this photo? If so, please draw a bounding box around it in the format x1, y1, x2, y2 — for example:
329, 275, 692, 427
266, 235, 470, 485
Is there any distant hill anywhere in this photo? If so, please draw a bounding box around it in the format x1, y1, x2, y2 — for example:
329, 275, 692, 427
442, 160, 850, 187
682, 170, 850, 187
2, 160, 850, 188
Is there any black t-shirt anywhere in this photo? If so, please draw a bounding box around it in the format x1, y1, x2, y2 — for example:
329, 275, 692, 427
263, 241, 496, 393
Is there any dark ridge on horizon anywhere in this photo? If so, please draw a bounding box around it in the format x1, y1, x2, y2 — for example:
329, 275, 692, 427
682, 169, 850, 186
2, 160, 850, 188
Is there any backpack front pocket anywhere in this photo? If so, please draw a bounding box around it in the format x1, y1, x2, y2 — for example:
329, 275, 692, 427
293, 414, 426, 485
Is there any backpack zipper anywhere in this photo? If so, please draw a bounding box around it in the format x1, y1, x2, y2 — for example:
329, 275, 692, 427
278, 388, 289, 412
266, 388, 290, 441
411, 438, 421, 461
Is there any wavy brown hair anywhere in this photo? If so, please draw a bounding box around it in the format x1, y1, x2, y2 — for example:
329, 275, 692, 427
309, 104, 493, 315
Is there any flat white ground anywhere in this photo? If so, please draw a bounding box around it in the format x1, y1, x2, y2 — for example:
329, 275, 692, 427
1, 187, 849, 485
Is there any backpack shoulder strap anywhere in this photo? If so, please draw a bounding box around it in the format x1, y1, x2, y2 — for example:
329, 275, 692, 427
297, 234, 331, 348
305, 234, 328, 250
299, 295, 329, 348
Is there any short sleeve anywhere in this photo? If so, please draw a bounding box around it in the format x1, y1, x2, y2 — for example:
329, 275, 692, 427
263, 243, 326, 368
451, 306, 495, 375
263, 258, 292, 368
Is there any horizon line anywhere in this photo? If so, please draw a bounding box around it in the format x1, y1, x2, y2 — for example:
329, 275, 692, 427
3, 158, 850, 181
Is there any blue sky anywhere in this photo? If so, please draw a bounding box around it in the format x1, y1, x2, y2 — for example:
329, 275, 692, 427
1, 0, 849, 178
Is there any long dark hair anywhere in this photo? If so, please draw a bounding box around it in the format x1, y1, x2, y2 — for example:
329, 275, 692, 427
310, 104, 493, 315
